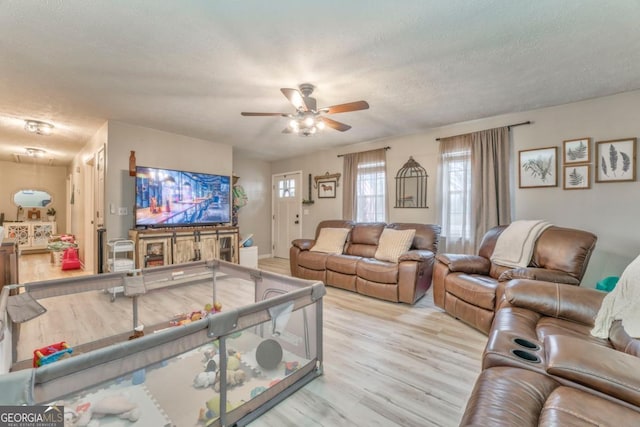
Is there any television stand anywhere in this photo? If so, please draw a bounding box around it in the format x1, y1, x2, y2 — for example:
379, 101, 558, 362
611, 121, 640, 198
129, 225, 239, 269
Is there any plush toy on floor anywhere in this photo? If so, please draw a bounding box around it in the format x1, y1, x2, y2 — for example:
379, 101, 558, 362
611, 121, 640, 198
193, 371, 217, 389
213, 369, 246, 392
67, 393, 140, 427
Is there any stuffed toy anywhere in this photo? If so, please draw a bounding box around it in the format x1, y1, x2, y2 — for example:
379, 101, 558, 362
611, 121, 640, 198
70, 394, 140, 427
213, 369, 246, 392
193, 371, 217, 388
198, 397, 242, 425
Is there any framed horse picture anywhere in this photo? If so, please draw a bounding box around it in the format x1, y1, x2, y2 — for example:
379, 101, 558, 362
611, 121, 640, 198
318, 179, 337, 198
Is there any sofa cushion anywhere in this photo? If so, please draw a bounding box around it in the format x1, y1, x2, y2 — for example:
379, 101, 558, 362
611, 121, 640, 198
326, 254, 361, 274
345, 223, 385, 257
310, 227, 350, 254
460, 367, 640, 427
357, 258, 399, 284
374, 228, 416, 263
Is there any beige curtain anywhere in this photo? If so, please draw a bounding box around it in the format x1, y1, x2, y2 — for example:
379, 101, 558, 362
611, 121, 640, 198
471, 126, 511, 249
342, 148, 387, 221
342, 154, 358, 220
438, 126, 510, 253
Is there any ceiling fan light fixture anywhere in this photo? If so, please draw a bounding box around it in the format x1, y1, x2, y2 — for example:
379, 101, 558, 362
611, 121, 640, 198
304, 116, 315, 127
316, 120, 325, 130
24, 119, 54, 135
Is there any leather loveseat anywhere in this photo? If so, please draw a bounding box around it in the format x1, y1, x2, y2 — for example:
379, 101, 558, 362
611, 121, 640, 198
459, 279, 640, 426
290, 220, 440, 304
432, 224, 597, 334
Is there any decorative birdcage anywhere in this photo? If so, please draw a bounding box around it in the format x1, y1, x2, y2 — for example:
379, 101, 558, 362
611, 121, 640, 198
395, 156, 428, 208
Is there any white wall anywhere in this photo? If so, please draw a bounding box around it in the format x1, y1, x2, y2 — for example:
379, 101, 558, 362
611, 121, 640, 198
105, 121, 233, 241
272, 90, 640, 287
232, 154, 272, 256
0, 160, 67, 233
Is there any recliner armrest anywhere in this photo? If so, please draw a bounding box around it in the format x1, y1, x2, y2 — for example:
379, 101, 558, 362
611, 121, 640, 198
399, 249, 434, 263
291, 239, 315, 251
435, 253, 490, 275
505, 279, 605, 326
546, 334, 640, 407
498, 267, 580, 285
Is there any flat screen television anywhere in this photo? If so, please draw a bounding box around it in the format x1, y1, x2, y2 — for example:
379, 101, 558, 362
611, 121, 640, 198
135, 166, 231, 228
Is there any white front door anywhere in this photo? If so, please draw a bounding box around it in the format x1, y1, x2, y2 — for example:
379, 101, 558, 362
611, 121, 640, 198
272, 171, 302, 258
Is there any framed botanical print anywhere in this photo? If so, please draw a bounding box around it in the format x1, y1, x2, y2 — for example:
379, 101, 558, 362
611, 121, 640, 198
519, 146, 558, 188
563, 137, 590, 164
563, 165, 590, 190
317, 179, 337, 198
595, 138, 637, 183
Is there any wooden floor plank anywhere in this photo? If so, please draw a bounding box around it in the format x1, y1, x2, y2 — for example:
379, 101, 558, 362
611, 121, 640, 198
15, 253, 485, 426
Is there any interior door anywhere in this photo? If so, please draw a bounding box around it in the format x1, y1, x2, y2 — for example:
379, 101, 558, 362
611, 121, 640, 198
272, 171, 302, 259
94, 146, 105, 273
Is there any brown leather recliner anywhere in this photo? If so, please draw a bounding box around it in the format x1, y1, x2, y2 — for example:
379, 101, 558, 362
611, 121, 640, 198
484, 279, 640, 370
290, 220, 440, 304
461, 279, 640, 425
432, 225, 597, 334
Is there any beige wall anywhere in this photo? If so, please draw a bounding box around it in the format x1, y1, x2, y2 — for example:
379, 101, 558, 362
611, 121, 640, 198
0, 160, 67, 234
272, 90, 640, 287
105, 121, 233, 241
69, 121, 108, 271
232, 154, 272, 256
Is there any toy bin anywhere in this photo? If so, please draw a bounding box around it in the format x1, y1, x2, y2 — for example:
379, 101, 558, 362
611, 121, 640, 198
33, 342, 73, 367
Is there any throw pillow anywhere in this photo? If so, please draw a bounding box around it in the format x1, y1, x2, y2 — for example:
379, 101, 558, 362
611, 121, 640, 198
374, 228, 416, 263
310, 228, 351, 254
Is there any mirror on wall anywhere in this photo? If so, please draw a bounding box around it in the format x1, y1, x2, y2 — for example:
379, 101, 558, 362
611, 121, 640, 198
12, 189, 53, 208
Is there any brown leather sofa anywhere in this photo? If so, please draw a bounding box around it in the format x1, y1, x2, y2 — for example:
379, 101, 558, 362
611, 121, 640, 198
290, 220, 440, 304
461, 366, 640, 426
432, 225, 597, 334
460, 279, 640, 425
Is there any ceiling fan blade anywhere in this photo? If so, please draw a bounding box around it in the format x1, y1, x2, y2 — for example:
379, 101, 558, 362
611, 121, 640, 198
320, 117, 352, 132
281, 88, 309, 111
321, 100, 369, 114
241, 112, 288, 117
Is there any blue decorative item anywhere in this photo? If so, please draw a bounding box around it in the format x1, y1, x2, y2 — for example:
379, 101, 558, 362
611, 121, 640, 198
596, 276, 619, 292
243, 238, 254, 247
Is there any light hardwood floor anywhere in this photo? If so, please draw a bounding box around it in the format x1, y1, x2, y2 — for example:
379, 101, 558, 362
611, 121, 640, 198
16, 254, 486, 427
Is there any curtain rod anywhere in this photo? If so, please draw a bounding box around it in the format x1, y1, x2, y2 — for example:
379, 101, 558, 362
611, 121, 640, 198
337, 146, 391, 158
435, 121, 531, 141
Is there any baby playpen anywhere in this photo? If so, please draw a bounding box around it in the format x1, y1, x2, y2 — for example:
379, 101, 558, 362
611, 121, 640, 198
0, 260, 324, 426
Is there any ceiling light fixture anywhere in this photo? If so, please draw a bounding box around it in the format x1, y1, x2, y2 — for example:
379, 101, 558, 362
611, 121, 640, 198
24, 120, 54, 135
288, 113, 325, 136
25, 147, 46, 157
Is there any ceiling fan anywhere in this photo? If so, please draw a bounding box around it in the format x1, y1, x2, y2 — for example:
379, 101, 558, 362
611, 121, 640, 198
241, 83, 369, 136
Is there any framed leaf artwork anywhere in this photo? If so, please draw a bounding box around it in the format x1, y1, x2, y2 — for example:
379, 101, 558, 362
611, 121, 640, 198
563, 137, 590, 164
519, 146, 558, 188
563, 165, 590, 190
596, 138, 637, 183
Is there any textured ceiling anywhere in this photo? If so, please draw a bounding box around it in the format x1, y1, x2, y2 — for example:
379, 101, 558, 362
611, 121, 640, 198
1, 1, 640, 165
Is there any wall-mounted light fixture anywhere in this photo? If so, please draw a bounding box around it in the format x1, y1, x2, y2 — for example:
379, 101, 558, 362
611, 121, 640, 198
24, 119, 54, 135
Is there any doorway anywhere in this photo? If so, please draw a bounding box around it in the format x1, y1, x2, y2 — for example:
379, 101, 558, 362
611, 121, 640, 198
271, 171, 302, 259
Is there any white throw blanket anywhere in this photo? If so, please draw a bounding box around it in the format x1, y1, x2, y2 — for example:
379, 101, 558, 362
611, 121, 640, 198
592, 254, 640, 338
490, 220, 552, 269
